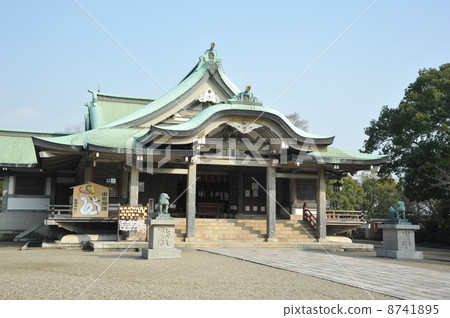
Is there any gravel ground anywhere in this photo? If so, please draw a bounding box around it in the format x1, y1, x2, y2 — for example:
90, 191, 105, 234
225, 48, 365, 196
0, 243, 395, 300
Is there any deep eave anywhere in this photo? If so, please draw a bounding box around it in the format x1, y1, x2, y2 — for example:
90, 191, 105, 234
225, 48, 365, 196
298, 146, 389, 166
86, 144, 194, 157
144, 104, 335, 146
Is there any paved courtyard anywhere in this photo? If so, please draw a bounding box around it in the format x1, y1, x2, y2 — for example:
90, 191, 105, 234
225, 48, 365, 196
200, 248, 450, 300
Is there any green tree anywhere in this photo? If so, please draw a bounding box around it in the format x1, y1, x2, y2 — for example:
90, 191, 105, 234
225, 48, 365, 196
327, 175, 368, 210
363, 63, 450, 201
363, 63, 450, 243
360, 172, 402, 219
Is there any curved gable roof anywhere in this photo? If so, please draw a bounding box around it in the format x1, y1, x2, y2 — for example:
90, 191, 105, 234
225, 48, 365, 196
145, 104, 335, 145
104, 46, 240, 129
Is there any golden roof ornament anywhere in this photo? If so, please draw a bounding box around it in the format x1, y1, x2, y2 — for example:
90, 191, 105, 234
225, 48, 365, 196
227, 85, 263, 106
195, 42, 223, 73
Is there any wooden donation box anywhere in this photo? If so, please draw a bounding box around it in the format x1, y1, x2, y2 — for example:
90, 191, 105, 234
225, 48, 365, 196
71, 182, 109, 218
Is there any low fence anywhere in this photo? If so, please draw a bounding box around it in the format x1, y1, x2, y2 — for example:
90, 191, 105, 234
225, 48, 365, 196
48, 204, 120, 218
303, 209, 365, 232
326, 210, 364, 222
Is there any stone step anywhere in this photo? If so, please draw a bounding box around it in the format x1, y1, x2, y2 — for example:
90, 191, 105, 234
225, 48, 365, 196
199, 230, 264, 235
175, 237, 317, 242
274, 238, 317, 242
173, 218, 316, 242
188, 238, 267, 242
192, 235, 264, 240
175, 232, 264, 237
175, 219, 310, 226
175, 226, 260, 232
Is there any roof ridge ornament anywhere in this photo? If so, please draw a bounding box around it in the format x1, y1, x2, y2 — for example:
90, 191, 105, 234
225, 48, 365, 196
227, 85, 263, 106
195, 42, 224, 74
85, 88, 98, 108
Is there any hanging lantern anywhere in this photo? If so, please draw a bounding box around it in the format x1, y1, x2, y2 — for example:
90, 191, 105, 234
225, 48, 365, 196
106, 177, 117, 185
333, 180, 343, 192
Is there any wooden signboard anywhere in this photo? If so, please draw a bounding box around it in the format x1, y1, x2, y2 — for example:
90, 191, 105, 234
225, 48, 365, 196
71, 182, 109, 218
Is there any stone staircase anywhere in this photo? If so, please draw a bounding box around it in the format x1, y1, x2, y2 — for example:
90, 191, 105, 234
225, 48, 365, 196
174, 218, 316, 242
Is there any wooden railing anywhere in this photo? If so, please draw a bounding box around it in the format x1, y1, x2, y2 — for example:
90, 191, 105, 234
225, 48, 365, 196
326, 210, 364, 222
303, 209, 365, 232
303, 208, 317, 231
48, 204, 120, 218
48, 205, 71, 217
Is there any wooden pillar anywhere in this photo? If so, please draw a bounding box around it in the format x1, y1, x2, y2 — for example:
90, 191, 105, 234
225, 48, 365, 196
84, 167, 93, 183
45, 177, 52, 196
121, 170, 129, 201
1, 176, 9, 213
237, 170, 244, 215
50, 175, 56, 204
186, 162, 197, 241
289, 178, 296, 214
316, 167, 327, 240
129, 166, 139, 206
266, 165, 277, 242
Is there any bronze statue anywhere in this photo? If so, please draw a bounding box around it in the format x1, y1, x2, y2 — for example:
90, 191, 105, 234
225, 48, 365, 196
154, 193, 170, 218
387, 201, 409, 224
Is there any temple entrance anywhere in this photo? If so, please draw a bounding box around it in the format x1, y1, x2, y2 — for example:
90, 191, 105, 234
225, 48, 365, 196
196, 171, 230, 217
138, 166, 270, 219
241, 169, 266, 215
195, 166, 267, 218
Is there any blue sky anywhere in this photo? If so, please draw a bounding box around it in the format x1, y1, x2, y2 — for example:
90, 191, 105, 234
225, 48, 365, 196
1, 0, 449, 151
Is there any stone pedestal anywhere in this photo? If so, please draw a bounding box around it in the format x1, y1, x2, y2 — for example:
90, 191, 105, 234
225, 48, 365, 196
142, 217, 181, 259
376, 224, 423, 259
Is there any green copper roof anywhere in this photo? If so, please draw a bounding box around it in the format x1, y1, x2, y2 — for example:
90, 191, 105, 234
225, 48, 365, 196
152, 103, 333, 141
104, 46, 240, 128
86, 91, 154, 130
0, 130, 72, 166
0, 135, 38, 166
34, 128, 149, 150
311, 146, 387, 164
0, 128, 71, 136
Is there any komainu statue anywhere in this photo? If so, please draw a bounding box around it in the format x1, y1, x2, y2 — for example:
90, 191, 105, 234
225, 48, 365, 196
387, 201, 409, 224
154, 193, 170, 218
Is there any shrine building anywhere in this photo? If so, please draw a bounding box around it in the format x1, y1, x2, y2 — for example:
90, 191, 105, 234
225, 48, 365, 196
0, 44, 387, 244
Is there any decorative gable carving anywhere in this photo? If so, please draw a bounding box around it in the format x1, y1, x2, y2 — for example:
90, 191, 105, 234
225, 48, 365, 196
197, 88, 223, 104
227, 122, 262, 134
